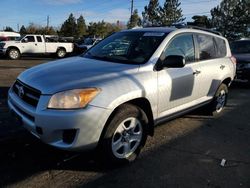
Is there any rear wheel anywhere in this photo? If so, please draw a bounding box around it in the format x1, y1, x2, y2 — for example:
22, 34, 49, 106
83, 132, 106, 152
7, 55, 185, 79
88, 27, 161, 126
210, 83, 228, 116
8, 48, 20, 60
97, 104, 148, 165
56, 48, 66, 58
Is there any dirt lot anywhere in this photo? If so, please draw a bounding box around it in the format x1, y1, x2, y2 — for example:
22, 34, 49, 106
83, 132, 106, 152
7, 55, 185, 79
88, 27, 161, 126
0, 57, 250, 188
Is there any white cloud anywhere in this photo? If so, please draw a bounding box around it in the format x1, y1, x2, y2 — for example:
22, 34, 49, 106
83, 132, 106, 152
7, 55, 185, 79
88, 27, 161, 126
42, 0, 82, 5
76, 8, 130, 23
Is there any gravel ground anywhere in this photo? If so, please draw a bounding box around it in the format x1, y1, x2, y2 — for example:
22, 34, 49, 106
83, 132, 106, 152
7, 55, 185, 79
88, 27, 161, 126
0, 57, 250, 188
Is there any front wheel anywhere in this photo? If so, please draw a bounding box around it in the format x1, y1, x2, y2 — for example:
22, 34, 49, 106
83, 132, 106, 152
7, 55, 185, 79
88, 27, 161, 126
8, 48, 20, 60
56, 48, 66, 58
97, 104, 148, 165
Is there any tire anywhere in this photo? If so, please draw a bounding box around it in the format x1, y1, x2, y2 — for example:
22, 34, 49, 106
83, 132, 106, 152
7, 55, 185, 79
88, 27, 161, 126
97, 104, 148, 165
56, 48, 66, 58
8, 48, 20, 60
210, 83, 228, 116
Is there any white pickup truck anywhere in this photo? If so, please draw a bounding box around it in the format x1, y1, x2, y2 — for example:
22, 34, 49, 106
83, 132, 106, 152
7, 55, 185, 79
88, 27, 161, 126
0, 34, 74, 59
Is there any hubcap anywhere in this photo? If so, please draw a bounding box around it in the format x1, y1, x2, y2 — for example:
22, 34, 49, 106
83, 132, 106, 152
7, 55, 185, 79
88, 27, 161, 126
112, 117, 143, 159
58, 50, 65, 57
216, 90, 226, 113
10, 50, 18, 59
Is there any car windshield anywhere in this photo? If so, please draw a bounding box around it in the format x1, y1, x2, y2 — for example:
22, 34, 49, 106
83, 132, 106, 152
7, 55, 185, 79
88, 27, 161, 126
231, 40, 250, 54
82, 31, 168, 64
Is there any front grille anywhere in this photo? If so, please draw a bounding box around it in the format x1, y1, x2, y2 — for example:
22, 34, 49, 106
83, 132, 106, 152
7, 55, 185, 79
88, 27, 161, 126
11, 101, 35, 122
12, 80, 41, 107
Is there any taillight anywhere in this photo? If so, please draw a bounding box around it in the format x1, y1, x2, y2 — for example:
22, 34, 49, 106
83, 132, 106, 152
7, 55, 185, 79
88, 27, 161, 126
230, 56, 237, 64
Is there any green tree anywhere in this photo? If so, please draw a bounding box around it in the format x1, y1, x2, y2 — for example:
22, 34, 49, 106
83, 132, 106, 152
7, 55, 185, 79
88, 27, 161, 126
88, 21, 121, 38
189, 15, 212, 28
23, 23, 57, 35
127, 9, 142, 29
106, 22, 121, 35
4, 26, 14, 32
19, 25, 27, 35
88, 21, 105, 37
60, 13, 77, 37
160, 0, 185, 26
26, 23, 38, 34
211, 0, 250, 40
142, 0, 161, 26
46, 26, 57, 35
76, 15, 87, 38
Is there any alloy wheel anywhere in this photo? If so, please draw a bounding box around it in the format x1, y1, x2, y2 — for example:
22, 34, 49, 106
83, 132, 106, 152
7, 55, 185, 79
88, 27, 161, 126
111, 117, 143, 159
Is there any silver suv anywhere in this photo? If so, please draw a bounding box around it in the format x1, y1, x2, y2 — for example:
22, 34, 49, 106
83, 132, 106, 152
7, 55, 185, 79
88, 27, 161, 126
8, 27, 236, 164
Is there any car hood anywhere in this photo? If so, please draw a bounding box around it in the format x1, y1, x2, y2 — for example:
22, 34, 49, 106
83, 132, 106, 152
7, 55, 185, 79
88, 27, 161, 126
18, 56, 139, 94
234, 54, 250, 63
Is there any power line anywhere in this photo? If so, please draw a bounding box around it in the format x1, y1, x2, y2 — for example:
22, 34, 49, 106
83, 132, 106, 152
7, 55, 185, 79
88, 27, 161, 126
130, 0, 134, 18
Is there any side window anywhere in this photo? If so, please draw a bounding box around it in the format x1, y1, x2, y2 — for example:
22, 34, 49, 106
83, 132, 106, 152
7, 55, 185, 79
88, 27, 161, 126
25, 36, 35, 42
197, 34, 216, 60
163, 34, 195, 63
36, 36, 42, 42
214, 37, 227, 58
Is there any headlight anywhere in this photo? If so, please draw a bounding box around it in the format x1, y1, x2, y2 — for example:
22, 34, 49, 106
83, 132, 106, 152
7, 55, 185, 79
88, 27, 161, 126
48, 88, 100, 109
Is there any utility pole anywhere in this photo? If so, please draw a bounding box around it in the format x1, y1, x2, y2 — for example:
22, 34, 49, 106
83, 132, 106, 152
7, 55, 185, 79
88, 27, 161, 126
130, 0, 134, 20
17, 24, 20, 32
47, 15, 50, 28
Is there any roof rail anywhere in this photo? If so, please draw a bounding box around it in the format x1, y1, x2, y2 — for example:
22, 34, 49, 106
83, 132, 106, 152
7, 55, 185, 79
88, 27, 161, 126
178, 25, 222, 36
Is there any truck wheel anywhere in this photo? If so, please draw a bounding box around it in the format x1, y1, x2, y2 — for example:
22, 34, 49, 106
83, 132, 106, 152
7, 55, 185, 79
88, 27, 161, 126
8, 48, 20, 60
210, 83, 228, 116
56, 49, 66, 58
97, 104, 148, 165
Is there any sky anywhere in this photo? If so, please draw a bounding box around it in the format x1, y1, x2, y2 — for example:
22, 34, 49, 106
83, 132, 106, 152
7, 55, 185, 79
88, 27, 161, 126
0, 0, 221, 31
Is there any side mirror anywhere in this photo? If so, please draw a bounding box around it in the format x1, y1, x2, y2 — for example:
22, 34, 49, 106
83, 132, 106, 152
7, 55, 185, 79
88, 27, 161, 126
160, 55, 185, 69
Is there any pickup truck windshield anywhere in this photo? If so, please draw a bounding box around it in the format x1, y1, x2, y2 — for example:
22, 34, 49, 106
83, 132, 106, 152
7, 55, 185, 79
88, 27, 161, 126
82, 31, 168, 64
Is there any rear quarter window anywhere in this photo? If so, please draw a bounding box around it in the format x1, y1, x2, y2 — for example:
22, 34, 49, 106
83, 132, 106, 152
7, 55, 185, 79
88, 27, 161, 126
196, 34, 216, 60
214, 37, 227, 58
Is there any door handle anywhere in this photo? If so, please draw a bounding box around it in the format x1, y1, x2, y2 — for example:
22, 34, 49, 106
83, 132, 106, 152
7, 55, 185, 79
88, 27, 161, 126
220, 65, 225, 70
193, 70, 201, 75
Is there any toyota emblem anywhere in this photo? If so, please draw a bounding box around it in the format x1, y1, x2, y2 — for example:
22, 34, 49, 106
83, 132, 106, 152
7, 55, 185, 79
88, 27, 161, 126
18, 86, 25, 98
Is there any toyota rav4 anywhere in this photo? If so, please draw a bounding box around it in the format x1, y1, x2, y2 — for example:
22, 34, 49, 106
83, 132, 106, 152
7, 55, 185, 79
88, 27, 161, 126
8, 27, 236, 164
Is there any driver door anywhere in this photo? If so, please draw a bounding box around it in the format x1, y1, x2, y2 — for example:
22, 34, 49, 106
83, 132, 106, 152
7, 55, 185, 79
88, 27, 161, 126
157, 33, 202, 117
21, 36, 37, 53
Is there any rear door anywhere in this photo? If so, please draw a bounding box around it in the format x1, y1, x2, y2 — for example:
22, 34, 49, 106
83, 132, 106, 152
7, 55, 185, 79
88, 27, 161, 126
157, 33, 203, 116
34, 36, 46, 53
194, 34, 227, 98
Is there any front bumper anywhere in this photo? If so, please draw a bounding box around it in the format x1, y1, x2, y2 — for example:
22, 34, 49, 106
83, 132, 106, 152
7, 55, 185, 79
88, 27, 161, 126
8, 88, 111, 151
